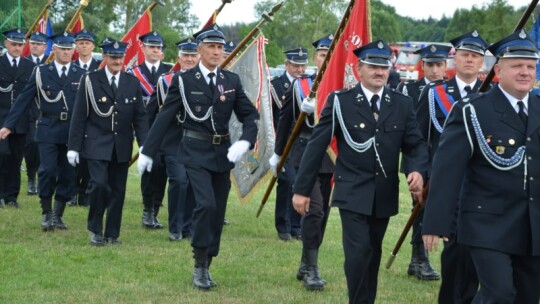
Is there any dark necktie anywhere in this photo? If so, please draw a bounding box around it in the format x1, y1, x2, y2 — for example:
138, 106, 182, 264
208, 72, 216, 93
151, 66, 157, 80
83, 63, 88, 70
517, 100, 528, 126
111, 75, 117, 97
61, 66, 67, 82
464, 85, 472, 95
35, 57, 40, 64
12, 58, 17, 69
371, 94, 380, 120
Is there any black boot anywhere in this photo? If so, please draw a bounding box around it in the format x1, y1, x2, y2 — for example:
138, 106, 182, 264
413, 244, 440, 280
52, 200, 67, 230
142, 198, 155, 228
40, 199, 54, 231
407, 246, 418, 276
153, 205, 163, 229
207, 256, 217, 288
303, 249, 325, 291
192, 247, 211, 290
296, 248, 308, 280
27, 178, 38, 195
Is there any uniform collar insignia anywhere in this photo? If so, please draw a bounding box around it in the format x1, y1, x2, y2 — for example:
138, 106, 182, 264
195, 72, 201, 79
472, 30, 479, 37
284, 82, 289, 88
49, 65, 54, 70
384, 94, 391, 102
219, 72, 224, 79
377, 41, 383, 49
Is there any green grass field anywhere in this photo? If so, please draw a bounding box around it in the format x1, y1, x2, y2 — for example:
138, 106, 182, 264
0, 166, 441, 303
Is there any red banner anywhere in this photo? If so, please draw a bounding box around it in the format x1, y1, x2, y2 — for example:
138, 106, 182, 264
316, 0, 371, 156
71, 16, 84, 61
317, 0, 371, 114
21, 11, 51, 57
121, 10, 152, 70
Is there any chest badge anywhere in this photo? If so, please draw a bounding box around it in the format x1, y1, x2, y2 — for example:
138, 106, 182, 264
194, 105, 202, 112
495, 146, 505, 155
101, 96, 107, 103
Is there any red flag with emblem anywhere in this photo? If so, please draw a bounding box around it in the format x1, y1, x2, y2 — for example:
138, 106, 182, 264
316, 0, 371, 157
121, 10, 152, 70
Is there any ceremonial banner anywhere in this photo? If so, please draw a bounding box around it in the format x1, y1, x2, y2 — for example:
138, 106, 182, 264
315, 0, 371, 157
71, 15, 84, 60
121, 10, 152, 70
22, 10, 53, 57
229, 34, 274, 204
530, 12, 540, 94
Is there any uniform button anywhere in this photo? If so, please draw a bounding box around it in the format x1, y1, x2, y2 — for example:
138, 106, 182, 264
477, 205, 482, 209
376, 143, 380, 147
530, 177, 534, 181
375, 128, 379, 132
114, 132, 117, 135
115, 122, 118, 125
114, 111, 118, 114
528, 156, 532, 160
62, 107, 66, 110
338, 175, 341, 179
530, 197, 534, 201
527, 137, 531, 142
376, 172, 379, 175
114, 102, 117, 105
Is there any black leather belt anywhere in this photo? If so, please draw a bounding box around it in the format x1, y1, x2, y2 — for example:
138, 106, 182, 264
41, 111, 70, 121
183, 129, 230, 145
299, 132, 312, 140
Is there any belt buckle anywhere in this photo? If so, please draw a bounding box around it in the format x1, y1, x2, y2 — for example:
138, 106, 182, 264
60, 112, 68, 120
212, 135, 221, 145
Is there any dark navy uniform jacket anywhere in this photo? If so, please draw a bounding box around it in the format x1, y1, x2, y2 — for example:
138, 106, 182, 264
274, 74, 333, 173
142, 65, 259, 173
396, 78, 429, 108
294, 84, 428, 218
0, 55, 35, 134
4, 62, 86, 144
423, 85, 540, 256
68, 68, 148, 162
270, 72, 291, 128
129, 62, 172, 119
415, 77, 481, 175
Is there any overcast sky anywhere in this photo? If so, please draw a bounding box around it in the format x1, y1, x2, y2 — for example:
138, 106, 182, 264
189, 0, 531, 26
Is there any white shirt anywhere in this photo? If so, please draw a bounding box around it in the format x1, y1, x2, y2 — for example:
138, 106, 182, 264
499, 85, 529, 115
78, 58, 92, 69
285, 71, 295, 83
105, 66, 120, 86
454, 75, 477, 97
361, 83, 384, 109
54, 61, 71, 78
33, 56, 43, 64
5, 52, 20, 66
198, 62, 217, 85
144, 60, 160, 74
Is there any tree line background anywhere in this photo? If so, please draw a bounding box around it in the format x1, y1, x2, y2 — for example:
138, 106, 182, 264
0, 0, 534, 66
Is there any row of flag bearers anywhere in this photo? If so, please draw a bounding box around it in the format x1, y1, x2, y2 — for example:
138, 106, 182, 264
1, 22, 540, 303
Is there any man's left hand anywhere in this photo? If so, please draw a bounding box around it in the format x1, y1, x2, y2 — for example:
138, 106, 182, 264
227, 140, 250, 163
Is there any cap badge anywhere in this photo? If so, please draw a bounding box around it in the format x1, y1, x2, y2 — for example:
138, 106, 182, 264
430, 45, 437, 53
187, 38, 192, 43
83, 29, 87, 33
472, 30, 479, 37
377, 41, 383, 49
113, 41, 119, 49
329, 34, 334, 40
153, 31, 157, 36
213, 25, 218, 30
229, 41, 233, 47
64, 32, 68, 37
17, 29, 21, 33
519, 30, 526, 39
298, 49, 304, 56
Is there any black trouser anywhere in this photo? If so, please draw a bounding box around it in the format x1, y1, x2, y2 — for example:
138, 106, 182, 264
24, 122, 39, 181
410, 197, 425, 245
301, 173, 332, 249
37, 142, 75, 203
469, 246, 540, 304
0, 133, 25, 202
140, 157, 167, 208
439, 236, 478, 304
86, 154, 129, 239
186, 166, 230, 257
275, 161, 301, 235
74, 158, 90, 198
340, 209, 389, 304
165, 155, 195, 235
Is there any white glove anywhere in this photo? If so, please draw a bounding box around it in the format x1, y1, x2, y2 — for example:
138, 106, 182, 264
227, 140, 250, 163
137, 147, 153, 174
67, 150, 79, 167
269, 153, 281, 177
300, 97, 315, 114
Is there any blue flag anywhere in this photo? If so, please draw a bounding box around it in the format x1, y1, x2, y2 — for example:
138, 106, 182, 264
45, 19, 53, 56
529, 14, 540, 94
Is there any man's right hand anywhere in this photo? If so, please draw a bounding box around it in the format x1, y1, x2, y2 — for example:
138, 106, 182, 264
268, 153, 281, 177
292, 194, 310, 216
137, 151, 153, 175
0, 127, 12, 140
67, 150, 80, 167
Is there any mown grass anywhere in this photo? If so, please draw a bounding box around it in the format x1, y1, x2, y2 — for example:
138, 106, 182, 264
0, 166, 440, 303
